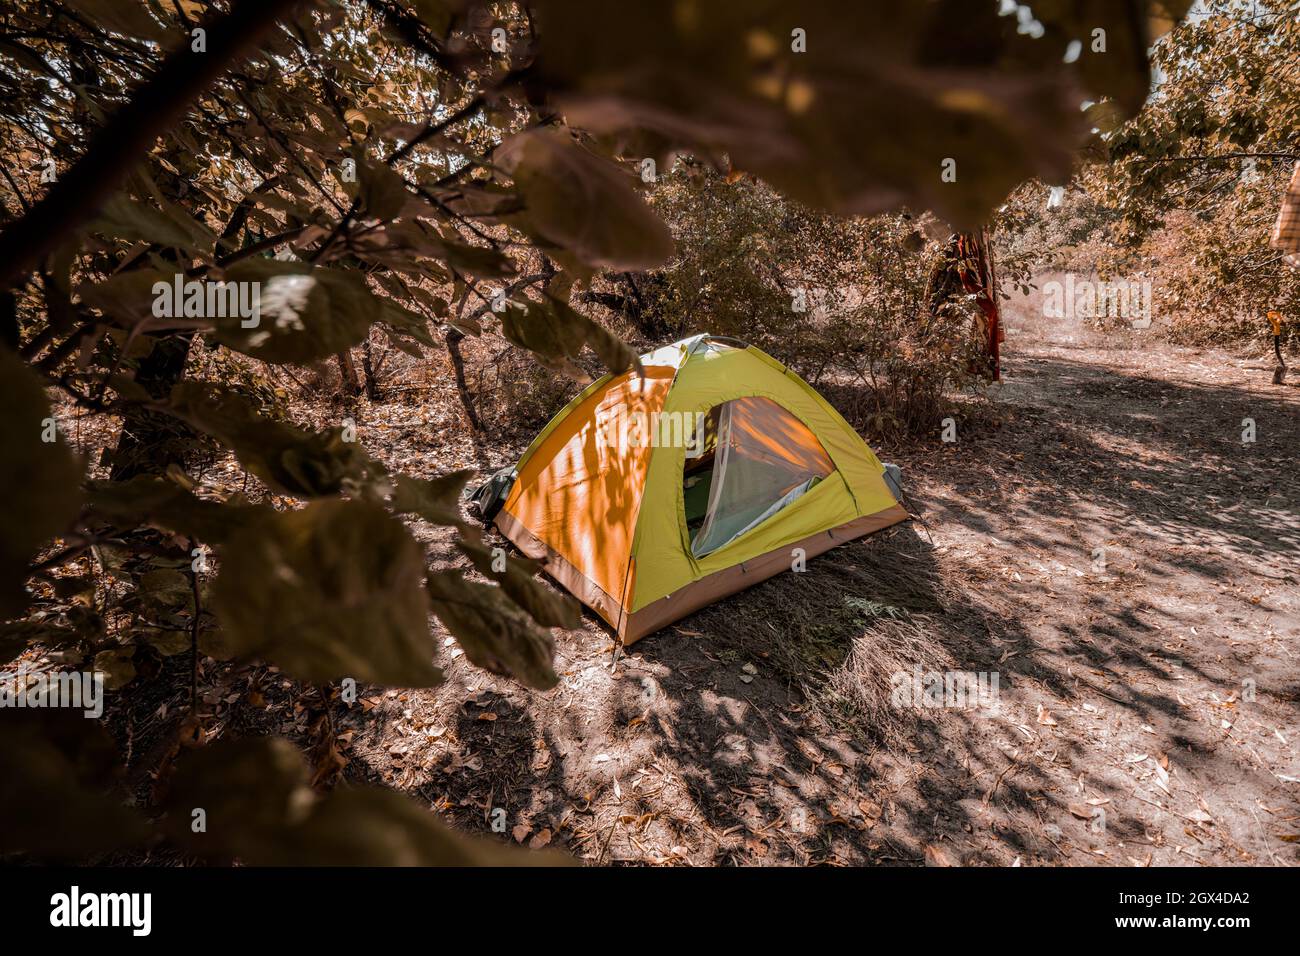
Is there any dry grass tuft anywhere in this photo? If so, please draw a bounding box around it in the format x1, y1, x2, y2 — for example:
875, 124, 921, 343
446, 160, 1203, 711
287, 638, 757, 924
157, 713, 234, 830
691, 525, 959, 749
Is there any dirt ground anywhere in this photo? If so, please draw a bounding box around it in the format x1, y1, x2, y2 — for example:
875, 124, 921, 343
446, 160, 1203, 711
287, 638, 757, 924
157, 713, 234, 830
74, 291, 1300, 866
287, 295, 1294, 867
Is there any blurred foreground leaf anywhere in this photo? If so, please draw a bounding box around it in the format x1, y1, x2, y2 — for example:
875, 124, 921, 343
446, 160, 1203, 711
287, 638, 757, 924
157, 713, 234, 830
425, 568, 559, 690
0, 350, 83, 618
501, 296, 638, 378
498, 127, 675, 271
211, 500, 441, 686
390, 469, 474, 526
167, 737, 565, 865
168, 383, 384, 498
87, 476, 274, 544
0, 711, 146, 860
458, 526, 580, 630
533, 0, 1189, 227
212, 260, 376, 364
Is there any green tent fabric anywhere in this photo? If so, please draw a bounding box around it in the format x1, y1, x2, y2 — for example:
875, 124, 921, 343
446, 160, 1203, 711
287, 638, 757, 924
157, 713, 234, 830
494, 335, 910, 643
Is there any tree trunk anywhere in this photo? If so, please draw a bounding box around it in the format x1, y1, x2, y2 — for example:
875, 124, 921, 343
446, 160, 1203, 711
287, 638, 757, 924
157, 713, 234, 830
361, 337, 380, 400
335, 347, 362, 396
445, 328, 481, 432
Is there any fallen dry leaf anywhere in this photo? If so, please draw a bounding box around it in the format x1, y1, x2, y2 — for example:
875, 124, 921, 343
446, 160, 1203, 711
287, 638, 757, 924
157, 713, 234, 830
924, 844, 955, 867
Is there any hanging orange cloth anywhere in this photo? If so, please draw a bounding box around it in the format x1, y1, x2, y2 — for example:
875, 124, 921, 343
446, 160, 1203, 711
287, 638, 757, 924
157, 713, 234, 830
1272, 161, 1300, 268
953, 229, 1002, 381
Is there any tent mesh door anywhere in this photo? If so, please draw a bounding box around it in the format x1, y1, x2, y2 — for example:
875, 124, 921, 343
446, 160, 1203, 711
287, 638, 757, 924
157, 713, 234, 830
690, 396, 834, 557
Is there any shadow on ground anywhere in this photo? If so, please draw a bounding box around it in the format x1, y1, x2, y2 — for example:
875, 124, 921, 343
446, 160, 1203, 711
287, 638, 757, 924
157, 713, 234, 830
343, 343, 1298, 866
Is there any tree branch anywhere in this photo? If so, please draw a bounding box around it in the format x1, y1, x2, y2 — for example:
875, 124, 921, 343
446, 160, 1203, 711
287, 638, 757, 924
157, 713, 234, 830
0, 0, 303, 290
1126, 151, 1298, 165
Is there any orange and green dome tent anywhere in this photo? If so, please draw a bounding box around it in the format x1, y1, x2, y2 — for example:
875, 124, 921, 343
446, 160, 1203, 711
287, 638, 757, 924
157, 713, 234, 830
491, 335, 909, 644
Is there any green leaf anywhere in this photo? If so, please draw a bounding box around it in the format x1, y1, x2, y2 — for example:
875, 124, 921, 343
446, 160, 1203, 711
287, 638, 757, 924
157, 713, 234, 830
390, 470, 473, 526
501, 295, 638, 376
211, 499, 442, 686
212, 260, 377, 364
530, 1, 1185, 227
425, 569, 559, 690
0, 350, 83, 618
0, 711, 147, 861
357, 158, 415, 221
457, 526, 580, 630
166, 736, 560, 865
87, 476, 274, 544
88, 194, 215, 255
499, 128, 675, 270
167, 383, 385, 498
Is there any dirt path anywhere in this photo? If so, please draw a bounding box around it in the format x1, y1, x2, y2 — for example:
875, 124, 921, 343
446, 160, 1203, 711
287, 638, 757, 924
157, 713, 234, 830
332, 311, 1299, 867
889, 315, 1300, 866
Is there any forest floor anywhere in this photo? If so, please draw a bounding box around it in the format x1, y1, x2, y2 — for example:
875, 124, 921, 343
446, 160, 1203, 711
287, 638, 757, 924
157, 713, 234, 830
76, 298, 1300, 867
310, 300, 1299, 867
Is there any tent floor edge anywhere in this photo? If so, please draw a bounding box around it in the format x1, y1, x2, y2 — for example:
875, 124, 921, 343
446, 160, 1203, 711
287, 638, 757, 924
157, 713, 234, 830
494, 508, 626, 631
622, 502, 911, 645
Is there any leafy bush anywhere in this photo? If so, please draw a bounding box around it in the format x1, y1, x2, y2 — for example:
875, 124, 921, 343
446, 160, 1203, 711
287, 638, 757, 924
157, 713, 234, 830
579, 168, 990, 439
475, 343, 591, 441
1076, 5, 1298, 349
